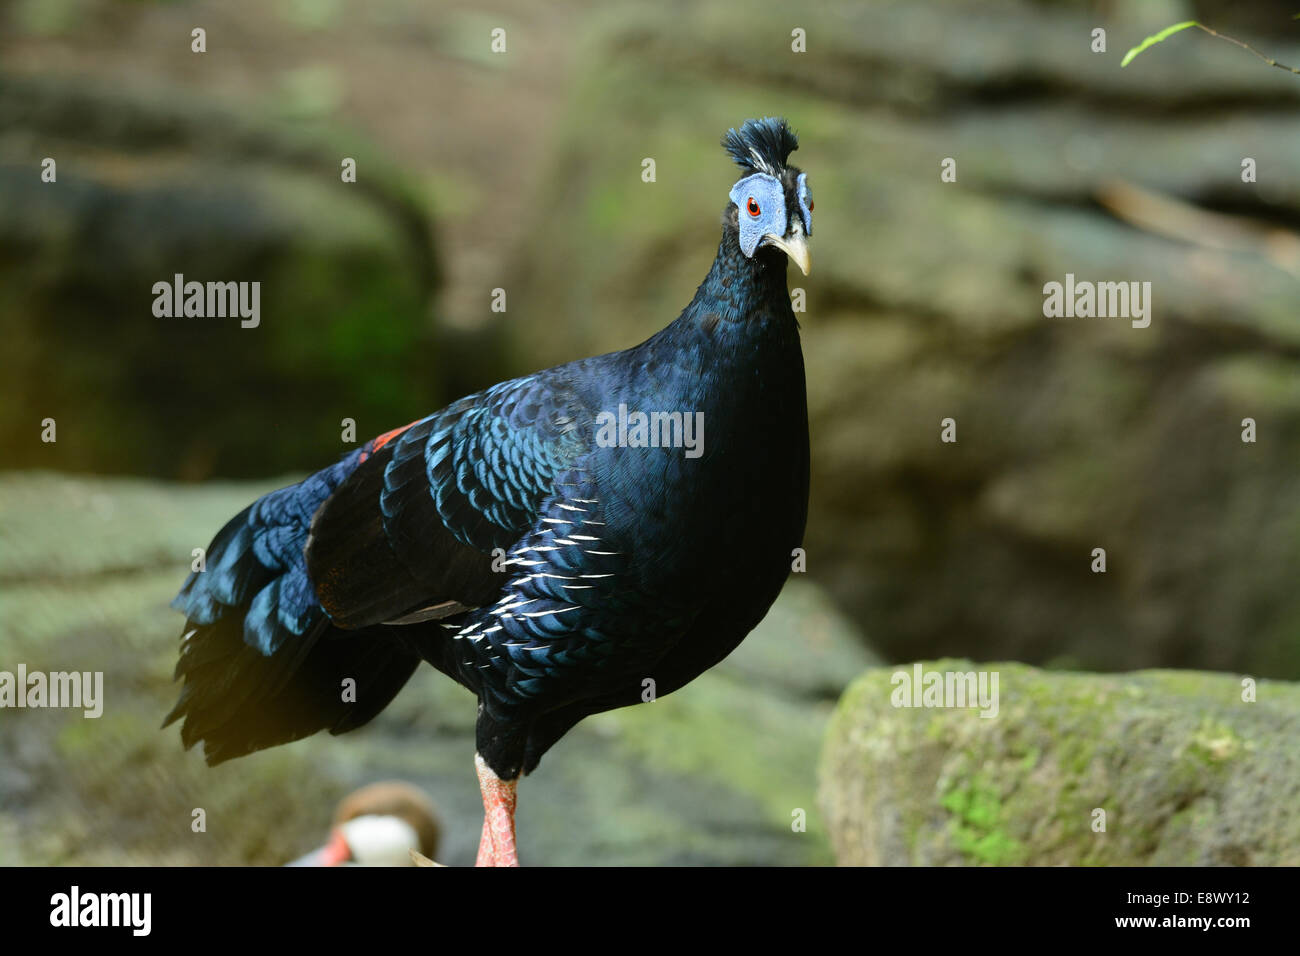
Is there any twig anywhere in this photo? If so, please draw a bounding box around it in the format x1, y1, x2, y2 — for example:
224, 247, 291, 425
1192, 22, 1300, 75
1122, 20, 1300, 75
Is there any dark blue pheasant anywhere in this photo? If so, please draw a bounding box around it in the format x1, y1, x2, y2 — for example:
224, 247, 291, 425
166, 117, 813, 865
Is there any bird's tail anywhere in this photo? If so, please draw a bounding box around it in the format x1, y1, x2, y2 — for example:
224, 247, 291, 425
163, 454, 420, 765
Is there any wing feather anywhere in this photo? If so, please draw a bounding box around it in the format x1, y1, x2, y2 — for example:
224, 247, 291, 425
306, 374, 593, 629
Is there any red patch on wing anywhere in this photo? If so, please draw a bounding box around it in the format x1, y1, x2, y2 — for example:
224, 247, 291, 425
359, 419, 421, 463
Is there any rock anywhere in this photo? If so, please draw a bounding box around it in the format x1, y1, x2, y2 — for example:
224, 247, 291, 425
0, 72, 439, 479
499, 1, 1300, 679
819, 659, 1300, 865
0, 472, 874, 865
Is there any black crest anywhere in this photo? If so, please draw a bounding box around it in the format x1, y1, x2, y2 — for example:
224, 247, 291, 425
722, 117, 799, 177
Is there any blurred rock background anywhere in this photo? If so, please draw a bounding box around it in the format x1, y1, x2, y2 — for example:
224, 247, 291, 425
1, 0, 1297, 864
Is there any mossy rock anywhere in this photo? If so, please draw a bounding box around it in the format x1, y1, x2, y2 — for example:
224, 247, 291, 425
820, 659, 1300, 865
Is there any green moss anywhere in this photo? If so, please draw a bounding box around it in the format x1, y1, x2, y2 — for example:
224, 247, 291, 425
1185, 718, 1246, 766
1019, 745, 1041, 772
940, 773, 1026, 865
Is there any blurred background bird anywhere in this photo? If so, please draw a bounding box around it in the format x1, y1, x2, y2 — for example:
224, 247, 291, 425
164, 117, 813, 866
287, 780, 441, 866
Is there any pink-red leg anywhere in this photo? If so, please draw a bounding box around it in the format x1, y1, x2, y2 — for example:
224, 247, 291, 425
474, 753, 519, 867
475, 816, 492, 867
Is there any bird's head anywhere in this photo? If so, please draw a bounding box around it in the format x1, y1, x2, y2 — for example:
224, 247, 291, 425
722, 116, 812, 276
285, 780, 441, 866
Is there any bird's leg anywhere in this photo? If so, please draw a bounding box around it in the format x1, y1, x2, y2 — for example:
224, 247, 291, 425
474, 753, 519, 867
475, 816, 493, 867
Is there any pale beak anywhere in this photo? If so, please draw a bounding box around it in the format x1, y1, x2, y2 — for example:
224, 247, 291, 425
762, 225, 811, 276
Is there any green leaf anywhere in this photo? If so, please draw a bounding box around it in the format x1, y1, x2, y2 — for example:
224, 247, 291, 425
1121, 21, 1201, 68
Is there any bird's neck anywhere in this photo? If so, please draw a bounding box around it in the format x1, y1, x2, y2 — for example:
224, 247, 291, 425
622, 225, 803, 397
680, 227, 792, 329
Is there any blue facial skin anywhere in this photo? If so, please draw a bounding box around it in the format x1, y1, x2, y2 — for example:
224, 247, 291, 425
729, 173, 788, 258
796, 173, 813, 237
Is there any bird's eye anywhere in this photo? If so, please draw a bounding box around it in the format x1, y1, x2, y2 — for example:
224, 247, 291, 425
746, 197, 760, 216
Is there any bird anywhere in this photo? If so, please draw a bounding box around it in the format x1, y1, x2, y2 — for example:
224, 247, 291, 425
286, 780, 441, 866
165, 116, 813, 866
